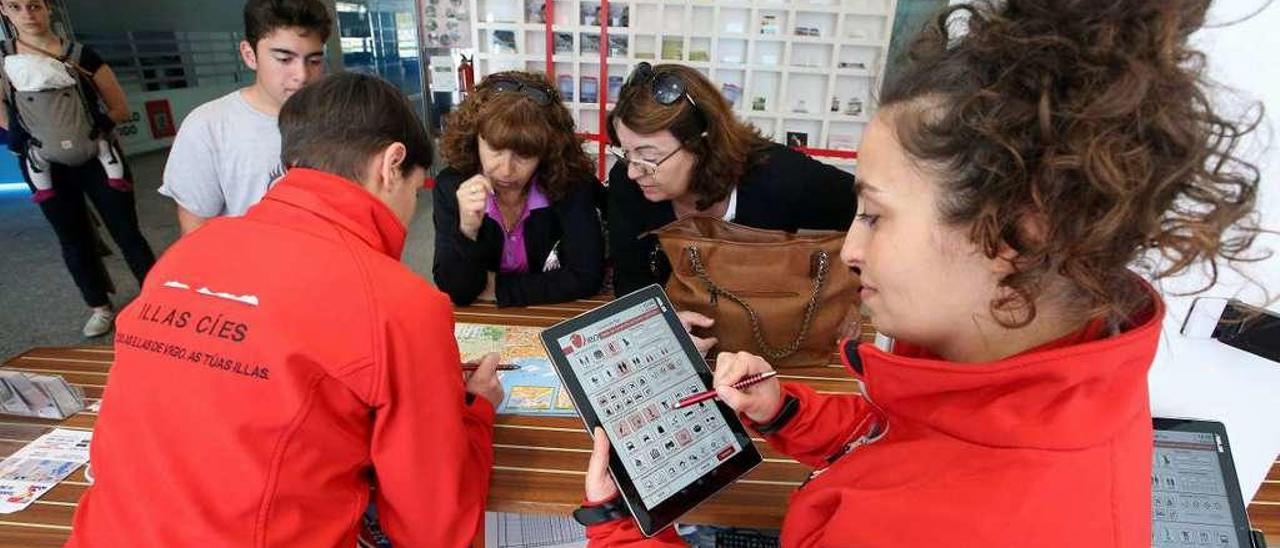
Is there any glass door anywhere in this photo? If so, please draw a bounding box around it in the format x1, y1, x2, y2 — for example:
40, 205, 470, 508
335, 0, 428, 123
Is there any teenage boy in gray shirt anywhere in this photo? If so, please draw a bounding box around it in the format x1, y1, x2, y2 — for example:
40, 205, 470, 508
160, 0, 332, 234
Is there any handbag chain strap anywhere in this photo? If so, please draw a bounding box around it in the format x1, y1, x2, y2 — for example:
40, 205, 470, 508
685, 246, 830, 361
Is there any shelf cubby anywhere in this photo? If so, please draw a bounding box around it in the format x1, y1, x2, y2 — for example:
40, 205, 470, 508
453, 0, 899, 171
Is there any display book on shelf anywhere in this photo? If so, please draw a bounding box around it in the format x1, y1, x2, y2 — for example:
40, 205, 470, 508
463, 0, 898, 168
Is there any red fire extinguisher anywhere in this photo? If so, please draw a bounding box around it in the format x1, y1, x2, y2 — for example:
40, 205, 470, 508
457, 54, 475, 96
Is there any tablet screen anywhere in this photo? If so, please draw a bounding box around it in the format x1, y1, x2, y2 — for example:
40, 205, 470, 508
1152, 429, 1244, 547
555, 296, 745, 508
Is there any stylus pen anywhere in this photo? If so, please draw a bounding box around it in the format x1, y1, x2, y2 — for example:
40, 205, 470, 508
461, 362, 522, 372
674, 371, 779, 409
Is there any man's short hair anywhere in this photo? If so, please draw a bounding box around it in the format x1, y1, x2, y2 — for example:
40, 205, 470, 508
244, 0, 334, 48
279, 72, 433, 182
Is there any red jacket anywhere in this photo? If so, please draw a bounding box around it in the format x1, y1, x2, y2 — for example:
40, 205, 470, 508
589, 288, 1162, 547
68, 169, 494, 547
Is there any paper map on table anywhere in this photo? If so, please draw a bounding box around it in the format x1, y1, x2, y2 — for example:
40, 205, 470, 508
0, 428, 91, 513
455, 323, 576, 417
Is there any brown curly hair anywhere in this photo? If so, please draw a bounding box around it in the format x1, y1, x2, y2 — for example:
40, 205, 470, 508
881, 0, 1265, 327
440, 71, 594, 201
607, 64, 773, 210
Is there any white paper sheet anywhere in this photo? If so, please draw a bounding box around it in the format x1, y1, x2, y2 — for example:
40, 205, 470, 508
0, 428, 92, 514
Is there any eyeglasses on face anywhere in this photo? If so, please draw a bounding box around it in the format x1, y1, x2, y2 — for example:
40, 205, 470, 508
608, 145, 683, 178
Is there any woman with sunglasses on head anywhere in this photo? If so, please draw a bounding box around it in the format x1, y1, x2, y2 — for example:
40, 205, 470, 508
433, 71, 605, 306
576, 1, 1262, 546
606, 63, 856, 297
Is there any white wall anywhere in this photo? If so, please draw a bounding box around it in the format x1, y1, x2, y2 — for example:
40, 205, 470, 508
113, 83, 243, 155
1149, 1, 1280, 502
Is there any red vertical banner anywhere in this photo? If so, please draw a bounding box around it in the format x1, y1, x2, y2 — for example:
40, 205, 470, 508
542, 0, 611, 181
544, 1, 556, 79
598, 0, 610, 180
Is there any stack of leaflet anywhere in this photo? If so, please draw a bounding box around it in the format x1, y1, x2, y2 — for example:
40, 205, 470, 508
0, 371, 85, 419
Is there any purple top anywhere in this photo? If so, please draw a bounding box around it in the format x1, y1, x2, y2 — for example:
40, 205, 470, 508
485, 178, 550, 274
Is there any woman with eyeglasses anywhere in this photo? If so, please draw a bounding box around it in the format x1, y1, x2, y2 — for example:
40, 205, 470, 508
575, 1, 1262, 545
433, 71, 605, 306
605, 62, 856, 297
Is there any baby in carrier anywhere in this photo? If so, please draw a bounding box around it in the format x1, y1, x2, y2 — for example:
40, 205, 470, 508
2, 51, 129, 203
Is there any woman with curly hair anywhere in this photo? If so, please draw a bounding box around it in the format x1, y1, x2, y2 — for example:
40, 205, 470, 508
606, 62, 857, 296
577, 1, 1264, 545
433, 71, 605, 306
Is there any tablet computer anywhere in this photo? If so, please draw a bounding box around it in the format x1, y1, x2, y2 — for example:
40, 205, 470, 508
540, 285, 763, 536
1151, 418, 1255, 547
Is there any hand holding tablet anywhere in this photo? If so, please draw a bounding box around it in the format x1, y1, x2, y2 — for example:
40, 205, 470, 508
584, 426, 620, 503
540, 285, 764, 536
584, 368, 780, 509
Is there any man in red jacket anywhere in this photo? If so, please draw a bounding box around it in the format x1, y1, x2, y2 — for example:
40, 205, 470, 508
68, 72, 504, 546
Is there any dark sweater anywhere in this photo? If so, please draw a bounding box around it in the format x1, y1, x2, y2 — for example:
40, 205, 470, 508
432, 167, 605, 307
607, 143, 856, 296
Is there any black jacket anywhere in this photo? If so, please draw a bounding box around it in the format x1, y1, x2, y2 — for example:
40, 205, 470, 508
607, 143, 856, 296
432, 167, 606, 307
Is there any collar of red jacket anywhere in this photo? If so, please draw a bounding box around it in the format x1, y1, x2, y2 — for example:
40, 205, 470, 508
262, 168, 408, 259
838, 278, 1164, 450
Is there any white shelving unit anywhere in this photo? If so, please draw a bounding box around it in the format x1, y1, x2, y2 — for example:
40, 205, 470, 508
460, 0, 898, 171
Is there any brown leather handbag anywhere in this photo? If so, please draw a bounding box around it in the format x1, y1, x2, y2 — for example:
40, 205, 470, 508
653, 216, 861, 367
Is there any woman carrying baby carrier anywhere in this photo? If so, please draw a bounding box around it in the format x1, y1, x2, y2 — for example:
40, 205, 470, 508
1, 0, 155, 338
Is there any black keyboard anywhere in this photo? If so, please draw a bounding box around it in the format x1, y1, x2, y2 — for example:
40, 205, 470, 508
714, 529, 780, 548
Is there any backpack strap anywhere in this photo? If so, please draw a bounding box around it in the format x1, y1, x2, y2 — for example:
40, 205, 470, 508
62, 41, 82, 65
60, 42, 112, 139
0, 39, 32, 142
0, 40, 11, 92
1, 39, 13, 93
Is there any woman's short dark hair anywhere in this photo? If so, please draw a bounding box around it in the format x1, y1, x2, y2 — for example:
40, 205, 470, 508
439, 71, 594, 201
880, 0, 1264, 327
279, 72, 432, 182
244, 0, 333, 49
607, 64, 772, 210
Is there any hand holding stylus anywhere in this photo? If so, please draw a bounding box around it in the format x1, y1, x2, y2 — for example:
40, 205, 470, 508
674, 371, 778, 409
710, 351, 784, 423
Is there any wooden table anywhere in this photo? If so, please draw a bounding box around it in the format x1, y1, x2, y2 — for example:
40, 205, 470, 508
0, 298, 1277, 546
455, 297, 872, 528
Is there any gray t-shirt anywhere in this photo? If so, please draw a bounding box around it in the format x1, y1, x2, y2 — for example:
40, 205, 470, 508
159, 89, 283, 218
